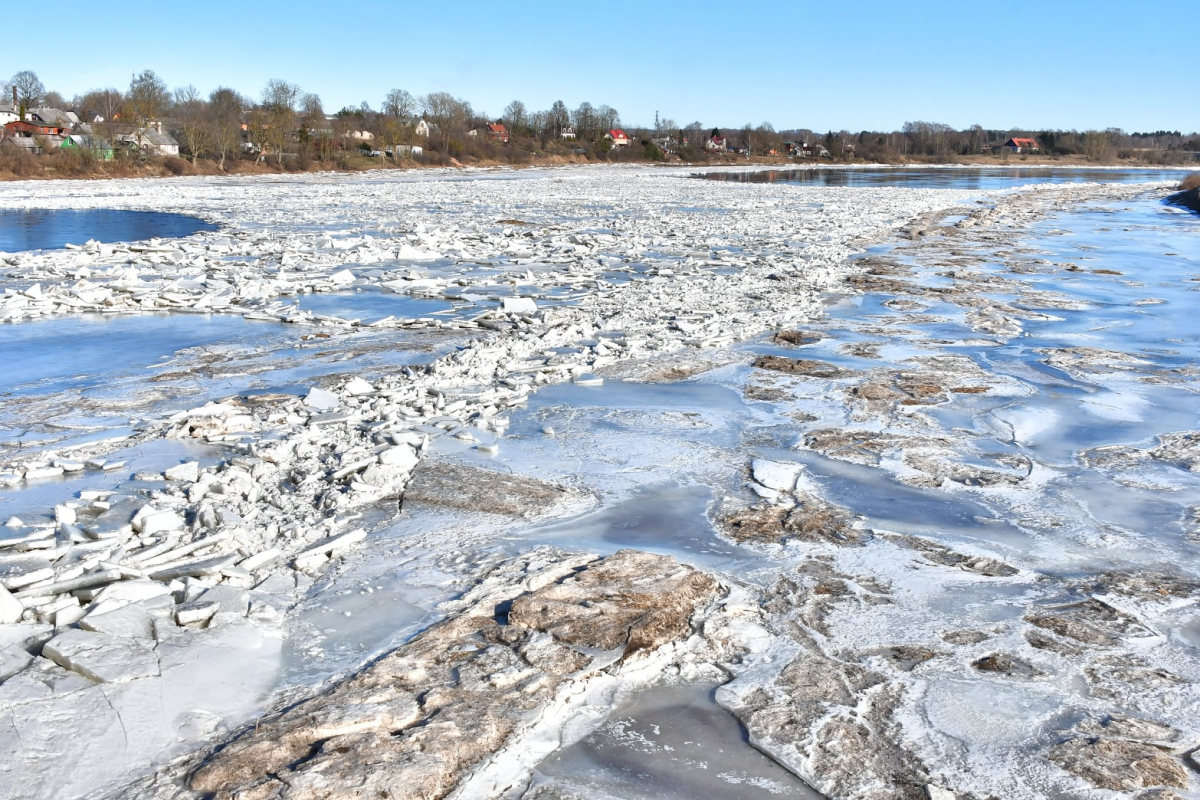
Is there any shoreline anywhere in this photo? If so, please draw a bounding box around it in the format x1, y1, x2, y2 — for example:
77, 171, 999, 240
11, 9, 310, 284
0, 154, 1193, 185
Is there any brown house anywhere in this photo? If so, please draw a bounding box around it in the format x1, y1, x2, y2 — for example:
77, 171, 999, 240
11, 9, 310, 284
1004, 137, 1039, 153
486, 123, 509, 143
5, 119, 68, 138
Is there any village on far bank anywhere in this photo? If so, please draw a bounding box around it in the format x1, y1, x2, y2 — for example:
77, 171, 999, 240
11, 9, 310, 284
2, 68, 1197, 176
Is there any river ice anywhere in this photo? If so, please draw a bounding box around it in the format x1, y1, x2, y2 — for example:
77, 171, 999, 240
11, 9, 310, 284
0, 166, 1196, 799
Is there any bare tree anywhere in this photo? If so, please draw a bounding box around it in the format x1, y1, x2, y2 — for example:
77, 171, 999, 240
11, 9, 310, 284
572, 101, 598, 140
547, 100, 569, 139
383, 89, 416, 119
10, 70, 45, 118
502, 100, 528, 136
596, 105, 620, 134
127, 70, 169, 122
80, 88, 123, 123
207, 87, 244, 170
261, 79, 300, 165
420, 92, 472, 144
173, 85, 210, 164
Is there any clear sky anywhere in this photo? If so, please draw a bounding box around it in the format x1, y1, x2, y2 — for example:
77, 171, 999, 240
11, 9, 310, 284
6, 0, 1196, 133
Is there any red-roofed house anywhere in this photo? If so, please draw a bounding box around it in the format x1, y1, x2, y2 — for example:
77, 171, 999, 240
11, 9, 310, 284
486, 123, 509, 143
1004, 137, 1039, 153
606, 129, 630, 147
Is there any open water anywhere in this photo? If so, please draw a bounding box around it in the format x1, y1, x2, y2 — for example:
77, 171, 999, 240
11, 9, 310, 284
0, 208, 217, 251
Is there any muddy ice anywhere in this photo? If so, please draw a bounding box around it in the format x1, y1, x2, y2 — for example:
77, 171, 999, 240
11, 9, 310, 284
0, 167, 1197, 799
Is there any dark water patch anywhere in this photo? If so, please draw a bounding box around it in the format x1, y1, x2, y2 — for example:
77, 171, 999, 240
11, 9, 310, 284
1165, 188, 1200, 215
698, 167, 1185, 191
533, 683, 821, 799
0, 208, 218, 252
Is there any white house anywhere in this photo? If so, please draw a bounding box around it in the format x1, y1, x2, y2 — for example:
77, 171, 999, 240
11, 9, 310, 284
0, 105, 19, 125
606, 128, 630, 147
560, 126, 576, 140
414, 119, 431, 137
117, 122, 180, 156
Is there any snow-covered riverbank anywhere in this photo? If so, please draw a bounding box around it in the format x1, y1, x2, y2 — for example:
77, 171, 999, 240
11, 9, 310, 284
0, 167, 1194, 799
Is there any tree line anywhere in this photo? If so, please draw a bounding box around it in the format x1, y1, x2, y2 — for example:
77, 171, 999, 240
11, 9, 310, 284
4, 69, 1198, 175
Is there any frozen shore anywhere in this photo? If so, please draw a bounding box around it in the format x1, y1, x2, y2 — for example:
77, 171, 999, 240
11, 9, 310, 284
0, 167, 1195, 799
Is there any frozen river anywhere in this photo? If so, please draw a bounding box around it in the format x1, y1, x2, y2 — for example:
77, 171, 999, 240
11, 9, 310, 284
0, 166, 1196, 800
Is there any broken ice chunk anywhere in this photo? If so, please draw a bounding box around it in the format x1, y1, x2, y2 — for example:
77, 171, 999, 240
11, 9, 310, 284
501, 297, 537, 315
42, 629, 159, 683
165, 462, 200, 483
0, 644, 33, 681
0, 585, 25, 624
750, 459, 805, 493
343, 377, 376, 397
305, 387, 341, 411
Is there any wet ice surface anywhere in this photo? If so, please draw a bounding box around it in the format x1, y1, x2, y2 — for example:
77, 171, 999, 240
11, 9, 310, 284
0, 310, 459, 453
531, 684, 821, 799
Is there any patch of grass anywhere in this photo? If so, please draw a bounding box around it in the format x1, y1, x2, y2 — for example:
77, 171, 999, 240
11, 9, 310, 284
1179, 173, 1200, 191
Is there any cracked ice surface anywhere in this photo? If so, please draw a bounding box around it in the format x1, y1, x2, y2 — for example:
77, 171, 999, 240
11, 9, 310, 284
1, 168, 1195, 800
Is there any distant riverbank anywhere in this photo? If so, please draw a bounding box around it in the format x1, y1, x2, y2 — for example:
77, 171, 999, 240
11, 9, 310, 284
2, 146, 1195, 183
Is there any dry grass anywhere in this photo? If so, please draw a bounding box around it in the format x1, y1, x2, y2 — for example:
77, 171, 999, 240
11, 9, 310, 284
1179, 172, 1200, 191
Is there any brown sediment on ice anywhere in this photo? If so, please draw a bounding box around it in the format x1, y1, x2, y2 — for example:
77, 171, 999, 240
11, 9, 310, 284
186, 549, 721, 799
402, 458, 576, 518
771, 330, 823, 346
720, 500, 864, 547
753, 354, 854, 379
1050, 737, 1189, 791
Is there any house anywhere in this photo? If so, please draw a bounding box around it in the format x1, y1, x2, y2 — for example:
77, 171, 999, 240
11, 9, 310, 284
5, 119, 69, 138
413, 119, 431, 137
606, 129, 630, 147
705, 135, 727, 151
344, 130, 374, 141
62, 134, 114, 160
560, 126, 576, 140
389, 145, 424, 157
3, 118, 70, 152
486, 122, 508, 143
790, 141, 830, 158
651, 133, 678, 153
0, 104, 18, 126
1, 136, 44, 155
116, 122, 180, 156
30, 108, 80, 129
1003, 137, 1039, 153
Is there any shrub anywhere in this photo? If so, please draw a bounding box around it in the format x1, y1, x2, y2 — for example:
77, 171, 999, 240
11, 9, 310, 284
163, 156, 189, 176
1180, 173, 1200, 191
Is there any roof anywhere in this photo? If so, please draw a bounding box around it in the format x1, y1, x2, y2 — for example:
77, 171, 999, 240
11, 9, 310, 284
4, 119, 68, 133
68, 134, 112, 149
1008, 138, 1038, 147
487, 123, 507, 133
30, 108, 77, 127
139, 128, 179, 146
1, 136, 41, 150
609, 129, 628, 139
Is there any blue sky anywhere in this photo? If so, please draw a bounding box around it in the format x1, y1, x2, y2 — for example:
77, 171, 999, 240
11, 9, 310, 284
7, 0, 1196, 133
